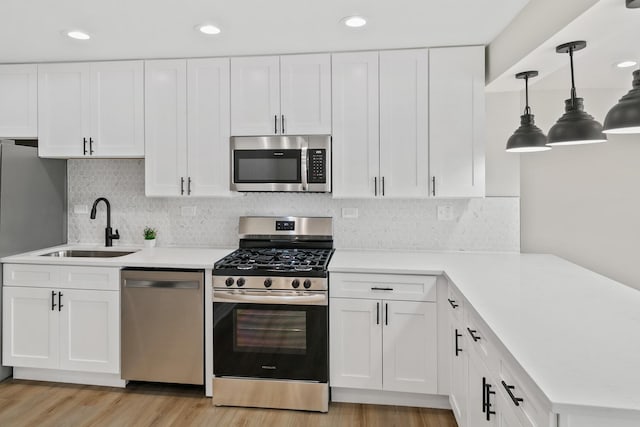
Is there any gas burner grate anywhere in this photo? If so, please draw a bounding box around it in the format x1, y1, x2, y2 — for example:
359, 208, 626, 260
215, 248, 333, 273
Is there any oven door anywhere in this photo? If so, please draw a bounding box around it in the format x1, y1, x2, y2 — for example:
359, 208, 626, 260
213, 290, 327, 382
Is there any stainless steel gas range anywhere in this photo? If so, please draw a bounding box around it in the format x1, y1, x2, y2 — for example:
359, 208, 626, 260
212, 216, 333, 412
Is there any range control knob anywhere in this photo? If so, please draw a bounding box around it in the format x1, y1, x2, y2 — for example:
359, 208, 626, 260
225, 277, 234, 287
237, 278, 246, 287
264, 278, 272, 288
291, 279, 300, 289
303, 279, 312, 289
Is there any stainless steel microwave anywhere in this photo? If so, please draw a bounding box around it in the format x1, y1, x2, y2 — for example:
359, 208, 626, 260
231, 135, 331, 192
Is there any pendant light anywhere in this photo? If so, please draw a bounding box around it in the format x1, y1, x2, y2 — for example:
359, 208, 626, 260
547, 41, 607, 146
603, 2, 640, 133
506, 71, 550, 152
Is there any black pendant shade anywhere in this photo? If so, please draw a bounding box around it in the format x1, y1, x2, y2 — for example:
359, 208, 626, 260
603, 69, 640, 134
547, 41, 607, 146
506, 71, 550, 152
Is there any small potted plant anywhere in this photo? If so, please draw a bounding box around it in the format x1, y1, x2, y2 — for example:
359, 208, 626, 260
143, 226, 157, 248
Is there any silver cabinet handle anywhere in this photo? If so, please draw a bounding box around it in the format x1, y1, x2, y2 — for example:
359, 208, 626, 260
188, 177, 192, 195
180, 177, 185, 195
281, 115, 285, 134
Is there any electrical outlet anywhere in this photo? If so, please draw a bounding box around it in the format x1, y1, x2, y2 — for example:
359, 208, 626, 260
342, 208, 359, 219
181, 206, 197, 217
73, 204, 88, 214
437, 205, 454, 221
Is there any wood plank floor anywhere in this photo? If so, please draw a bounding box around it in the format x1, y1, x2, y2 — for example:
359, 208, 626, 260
0, 379, 458, 427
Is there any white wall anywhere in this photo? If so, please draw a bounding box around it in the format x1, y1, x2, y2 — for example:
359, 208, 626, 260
520, 87, 640, 290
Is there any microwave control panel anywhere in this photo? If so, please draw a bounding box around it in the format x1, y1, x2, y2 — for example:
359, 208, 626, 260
308, 149, 326, 184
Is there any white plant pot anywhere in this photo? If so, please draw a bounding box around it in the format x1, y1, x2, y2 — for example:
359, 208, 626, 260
144, 239, 156, 248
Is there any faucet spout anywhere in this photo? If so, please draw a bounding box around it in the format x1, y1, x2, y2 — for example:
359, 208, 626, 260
90, 197, 119, 247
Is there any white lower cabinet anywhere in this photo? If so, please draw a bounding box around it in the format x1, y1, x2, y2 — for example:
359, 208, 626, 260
330, 273, 438, 397
467, 348, 498, 426
450, 320, 468, 424
2, 264, 121, 382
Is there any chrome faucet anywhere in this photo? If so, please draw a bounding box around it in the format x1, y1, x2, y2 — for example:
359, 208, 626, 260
90, 197, 120, 247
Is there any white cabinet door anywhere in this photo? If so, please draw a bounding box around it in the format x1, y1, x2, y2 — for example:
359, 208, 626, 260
331, 52, 380, 198
430, 46, 485, 197
59, 289, 119, 373
498, 392, 524, 427
451, 321, 468, 426
0, 64, 37, 138
330, 298, 382, 390
187, 58, 232, 197
90, 61, 144, 157
38, 63, 91, 157
2, 287, 58, 369
379, 49, 430, 198
280, 54, 331, 135
230, 56, 280, 136
382, 300, 437, 394
145, 59, 188, 197
468, 349, 499, 427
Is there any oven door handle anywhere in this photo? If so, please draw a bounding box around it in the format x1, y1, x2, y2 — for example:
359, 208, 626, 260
213, 290, 327, 306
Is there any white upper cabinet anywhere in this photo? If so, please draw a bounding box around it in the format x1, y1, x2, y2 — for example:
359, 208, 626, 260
187, 58, 232, 197
231, 56, 280, 136
331, 52, 380, 198
379, 49, 430, 198
429, 46, 485, 197
38, 63, 91, 157
0, 64, 38, 138
145, 59, 188, 197
38, 61, 144, 158
280, 54, 331, 135
145, 58, 232, 197
231, 54, 331, 136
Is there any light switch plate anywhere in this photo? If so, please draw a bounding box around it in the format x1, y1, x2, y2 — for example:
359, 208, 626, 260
181, 206, 197, 217
437, 205, 454, 221
342, 208, 359, 219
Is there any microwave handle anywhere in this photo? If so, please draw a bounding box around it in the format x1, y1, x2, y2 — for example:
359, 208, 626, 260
301, 140, 309, 191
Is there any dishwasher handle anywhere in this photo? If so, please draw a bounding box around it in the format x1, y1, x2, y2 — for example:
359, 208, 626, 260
124, 279, 200, 289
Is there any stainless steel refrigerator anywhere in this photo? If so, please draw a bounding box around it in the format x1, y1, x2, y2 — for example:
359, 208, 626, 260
0, 141, 67, 381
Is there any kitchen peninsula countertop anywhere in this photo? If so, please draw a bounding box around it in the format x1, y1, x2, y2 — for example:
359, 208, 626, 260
330, 249, 640, 418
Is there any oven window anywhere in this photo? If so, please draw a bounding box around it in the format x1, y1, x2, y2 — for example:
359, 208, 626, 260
234, 150, 301, 183
234, 309, 306, 354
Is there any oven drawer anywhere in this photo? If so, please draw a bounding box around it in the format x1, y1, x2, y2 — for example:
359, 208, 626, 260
330, 273, 437, 302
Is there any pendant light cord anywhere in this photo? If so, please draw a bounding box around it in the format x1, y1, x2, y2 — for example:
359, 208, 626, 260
524, 75, 531, 115
569, 46, 577, 106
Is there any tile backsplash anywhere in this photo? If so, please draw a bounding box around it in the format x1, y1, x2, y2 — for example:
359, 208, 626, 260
68, 159, 520, 251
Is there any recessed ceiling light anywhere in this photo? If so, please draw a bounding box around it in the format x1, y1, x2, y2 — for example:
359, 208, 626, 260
197, 24, 221, 35
66, 30, 90, 40
343, 16, 367, 28
616, 60, 637, 69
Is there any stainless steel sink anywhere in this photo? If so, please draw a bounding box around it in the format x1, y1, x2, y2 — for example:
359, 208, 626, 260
41, 250, 137, 258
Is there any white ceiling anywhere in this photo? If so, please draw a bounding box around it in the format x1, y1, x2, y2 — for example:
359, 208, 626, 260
0, 0, 529, 63
487, 0, 640, 92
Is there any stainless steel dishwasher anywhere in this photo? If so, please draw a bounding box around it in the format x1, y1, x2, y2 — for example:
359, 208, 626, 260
121, 268, 204, 385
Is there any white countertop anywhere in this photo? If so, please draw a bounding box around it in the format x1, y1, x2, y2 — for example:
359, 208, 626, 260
0, 244, 235, 269
330, 249, 640, 416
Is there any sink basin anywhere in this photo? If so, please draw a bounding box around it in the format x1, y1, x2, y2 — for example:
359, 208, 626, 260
41, 250, 137, 258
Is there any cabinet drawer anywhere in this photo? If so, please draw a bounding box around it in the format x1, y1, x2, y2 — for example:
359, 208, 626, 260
446, 283, 464, 319
330, 273, 436, 301
465, 306, 499, 377
499, 358, 551, 427
3, 264, 120, 291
